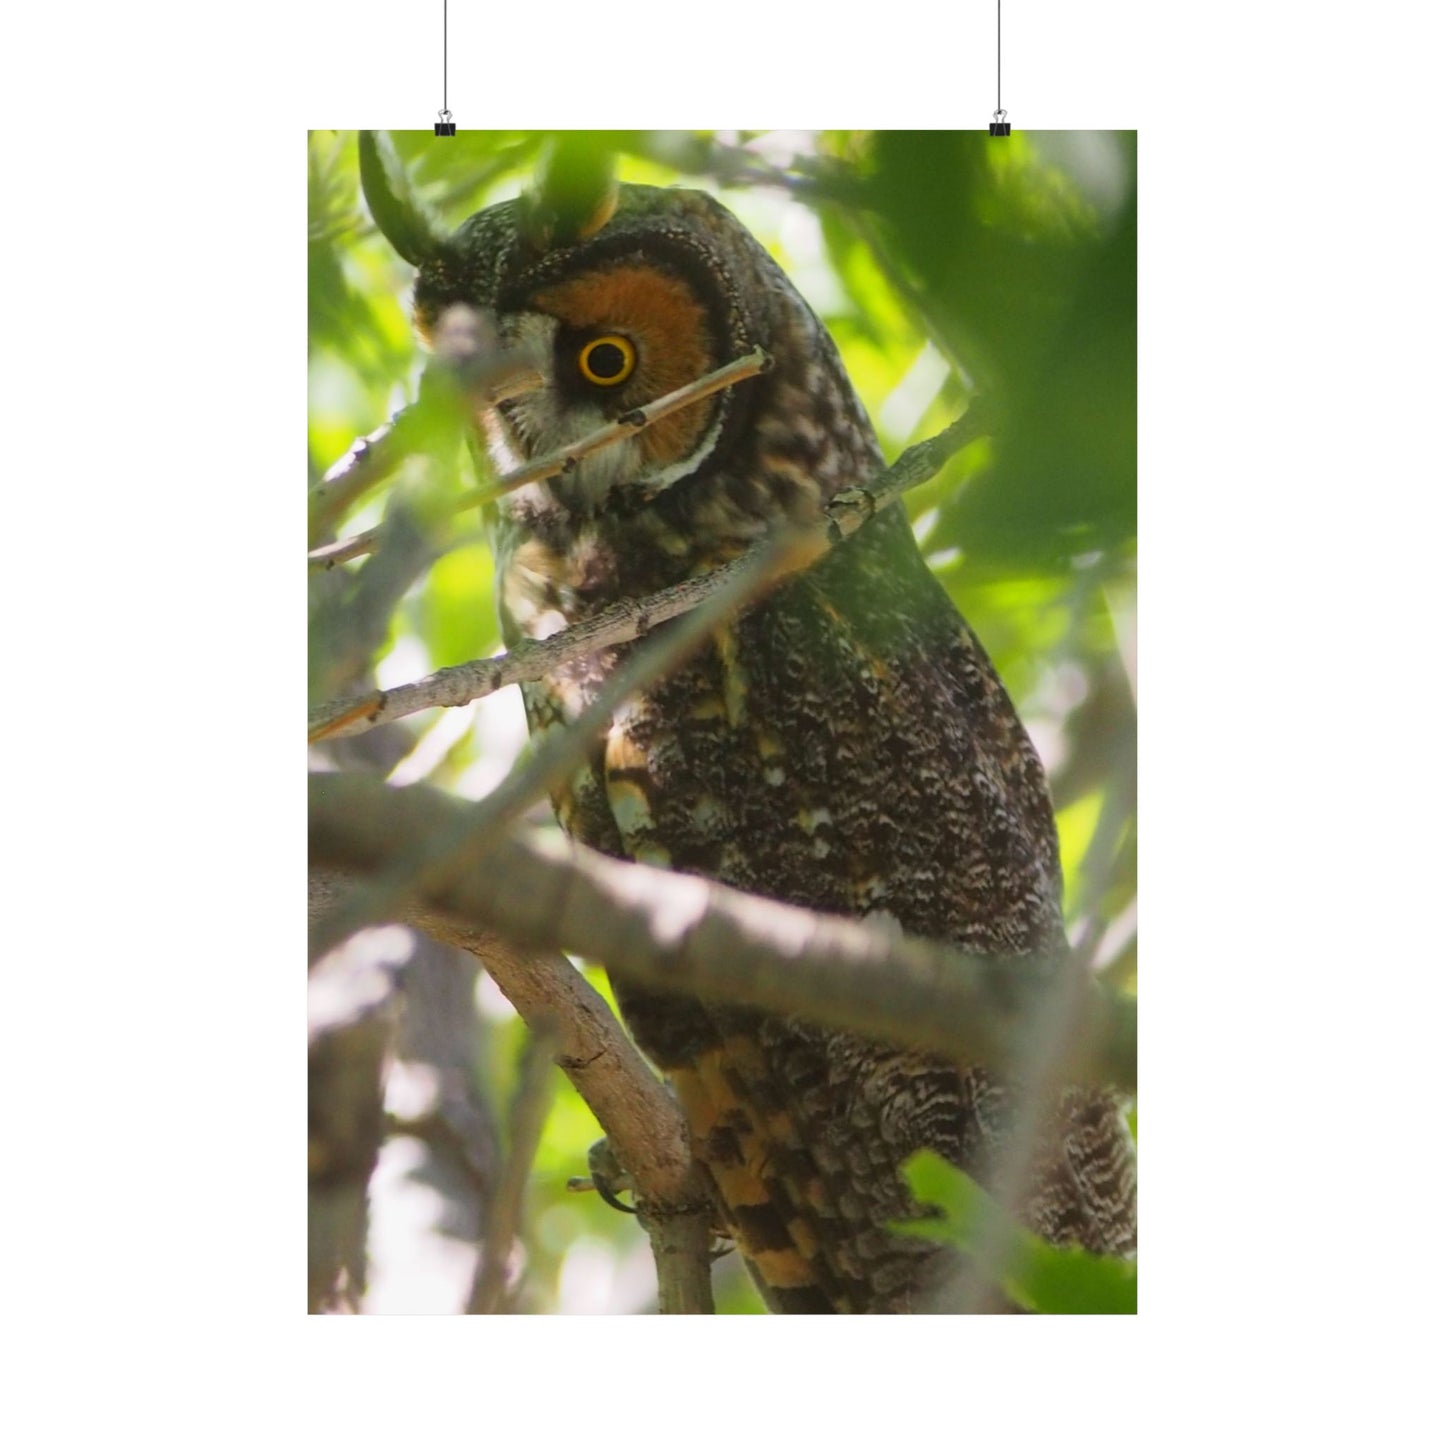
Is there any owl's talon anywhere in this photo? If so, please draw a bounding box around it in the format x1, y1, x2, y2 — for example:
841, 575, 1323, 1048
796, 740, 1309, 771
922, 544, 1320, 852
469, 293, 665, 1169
593, 1177, 637, 1215
582, 1136, 637, 1214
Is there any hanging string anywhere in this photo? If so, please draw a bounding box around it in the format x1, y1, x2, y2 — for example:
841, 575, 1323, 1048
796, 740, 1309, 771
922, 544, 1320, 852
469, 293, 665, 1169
436, 1, 456, 133
989, 0, 1010, 135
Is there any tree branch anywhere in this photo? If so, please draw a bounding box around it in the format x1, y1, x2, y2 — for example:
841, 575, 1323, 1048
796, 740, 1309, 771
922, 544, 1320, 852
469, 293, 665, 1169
308, 400, 992, 743
309, 772, 1136, 1090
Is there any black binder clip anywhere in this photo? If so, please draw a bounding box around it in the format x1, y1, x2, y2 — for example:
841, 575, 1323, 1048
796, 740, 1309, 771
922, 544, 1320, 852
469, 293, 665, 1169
435, 109, 456, 137
989, 109, 1011, 137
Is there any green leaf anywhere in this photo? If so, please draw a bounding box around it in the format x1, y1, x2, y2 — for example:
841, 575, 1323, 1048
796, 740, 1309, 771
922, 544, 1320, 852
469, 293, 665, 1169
901, 1151, 1137, 1314
861, 130, 1136, 569
522, 133, 624, 248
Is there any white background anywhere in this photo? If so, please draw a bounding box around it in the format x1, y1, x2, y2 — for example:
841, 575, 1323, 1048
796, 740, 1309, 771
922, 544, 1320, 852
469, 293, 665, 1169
1, 0, 1439, 1438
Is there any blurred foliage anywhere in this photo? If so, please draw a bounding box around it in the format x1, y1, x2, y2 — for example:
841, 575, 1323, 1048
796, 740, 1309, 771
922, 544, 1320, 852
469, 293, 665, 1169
901, 1152, 1138, 1314
308, 129, 1136, 1314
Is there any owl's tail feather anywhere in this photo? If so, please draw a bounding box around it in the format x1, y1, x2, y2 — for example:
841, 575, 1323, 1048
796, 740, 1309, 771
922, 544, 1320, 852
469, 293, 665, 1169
672, 1040, 857, 1313
613, 979, 945, 1312
672, 1024, 945, 1314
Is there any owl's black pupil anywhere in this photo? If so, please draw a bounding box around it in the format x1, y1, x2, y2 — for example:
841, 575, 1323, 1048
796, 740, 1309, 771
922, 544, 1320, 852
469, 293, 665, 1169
587, 342, 626, 380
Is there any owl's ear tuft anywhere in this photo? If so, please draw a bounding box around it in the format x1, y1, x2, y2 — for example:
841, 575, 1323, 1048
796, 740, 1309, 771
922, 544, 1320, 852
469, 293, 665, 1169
519, 133, 620, 252
358, 130, 452, 267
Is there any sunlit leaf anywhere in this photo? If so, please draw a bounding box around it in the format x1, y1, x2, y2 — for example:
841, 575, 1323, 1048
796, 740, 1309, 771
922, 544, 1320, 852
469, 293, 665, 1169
901, 1151, 1137, 1314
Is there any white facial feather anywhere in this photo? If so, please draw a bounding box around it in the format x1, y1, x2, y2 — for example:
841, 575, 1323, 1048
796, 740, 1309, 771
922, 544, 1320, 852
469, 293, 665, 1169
489, 310, 722, 508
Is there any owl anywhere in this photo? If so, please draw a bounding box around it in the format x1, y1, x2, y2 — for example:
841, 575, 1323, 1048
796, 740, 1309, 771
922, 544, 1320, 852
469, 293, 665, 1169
411, 182, 1136, 1312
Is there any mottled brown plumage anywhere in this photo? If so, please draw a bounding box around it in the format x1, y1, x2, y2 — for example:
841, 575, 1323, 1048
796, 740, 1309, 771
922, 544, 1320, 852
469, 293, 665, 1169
415, 184, 1136, 1312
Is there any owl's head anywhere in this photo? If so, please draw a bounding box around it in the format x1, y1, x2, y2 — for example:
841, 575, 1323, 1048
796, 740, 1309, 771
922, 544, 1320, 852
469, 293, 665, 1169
412, 184, 881, 550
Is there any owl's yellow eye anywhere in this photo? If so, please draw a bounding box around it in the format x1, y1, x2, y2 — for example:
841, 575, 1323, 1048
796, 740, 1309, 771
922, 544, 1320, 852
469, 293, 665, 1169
578, 335, 637, 387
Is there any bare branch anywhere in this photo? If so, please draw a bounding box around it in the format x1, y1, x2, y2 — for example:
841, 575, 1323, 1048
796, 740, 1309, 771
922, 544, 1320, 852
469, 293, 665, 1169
823, 400, 995, 543
309, 773, 1137, 1091
308, 399, 992, 743
309, 540, 788, 743
308, 527, 391, 572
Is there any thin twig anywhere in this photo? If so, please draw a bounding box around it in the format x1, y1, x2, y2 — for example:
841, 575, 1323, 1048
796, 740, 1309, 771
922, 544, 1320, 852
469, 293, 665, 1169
308, 529, 815, 962
309, 547, 772, 741
471, 346, 771, 505
469, 1026, 557, 1313
308, 528, 392, 572
307, 321, 543, 550
308, 399, 992, 742
307, 347, 772, 570
822, 401, 994, 543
